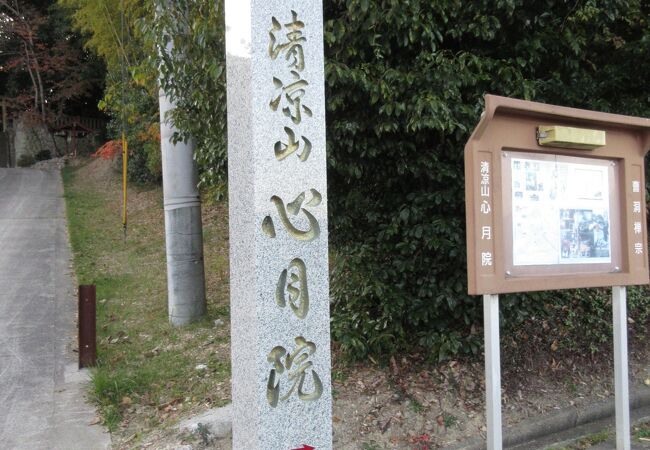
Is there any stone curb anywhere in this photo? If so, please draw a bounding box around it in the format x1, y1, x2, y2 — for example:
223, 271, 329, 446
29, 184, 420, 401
446, 386, 650, 450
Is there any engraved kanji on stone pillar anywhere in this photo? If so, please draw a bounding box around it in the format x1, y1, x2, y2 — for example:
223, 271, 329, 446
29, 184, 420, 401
226, 1, 331, 448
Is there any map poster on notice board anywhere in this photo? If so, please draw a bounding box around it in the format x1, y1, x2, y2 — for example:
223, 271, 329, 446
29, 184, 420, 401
509, 154, 612, 266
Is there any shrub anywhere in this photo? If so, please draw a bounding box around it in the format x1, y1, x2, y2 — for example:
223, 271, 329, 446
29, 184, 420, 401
17, 154, 36, 167
35, 149, 52, 161
325, 0, 650, 360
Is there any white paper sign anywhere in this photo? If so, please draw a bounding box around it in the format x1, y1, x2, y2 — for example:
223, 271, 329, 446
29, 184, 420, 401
511, 157, 611, 266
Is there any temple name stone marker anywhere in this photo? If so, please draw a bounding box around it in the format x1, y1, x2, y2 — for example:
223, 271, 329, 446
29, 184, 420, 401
225, 1, 332, 448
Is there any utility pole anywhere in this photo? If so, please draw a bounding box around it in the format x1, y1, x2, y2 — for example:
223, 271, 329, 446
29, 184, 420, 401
158, 77, 207, 326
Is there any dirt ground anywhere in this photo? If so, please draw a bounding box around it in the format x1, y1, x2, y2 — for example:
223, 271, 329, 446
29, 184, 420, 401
126, 338, 650, 450
329, 347, 650, 449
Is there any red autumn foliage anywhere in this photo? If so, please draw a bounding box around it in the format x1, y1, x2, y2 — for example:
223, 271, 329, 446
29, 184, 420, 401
92, 140, 122, 160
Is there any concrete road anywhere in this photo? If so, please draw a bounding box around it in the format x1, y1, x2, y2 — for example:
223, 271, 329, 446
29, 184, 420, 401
0, 168, 110, 449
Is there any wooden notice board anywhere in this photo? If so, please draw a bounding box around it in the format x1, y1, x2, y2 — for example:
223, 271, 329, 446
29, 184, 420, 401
465, 95, 650, 295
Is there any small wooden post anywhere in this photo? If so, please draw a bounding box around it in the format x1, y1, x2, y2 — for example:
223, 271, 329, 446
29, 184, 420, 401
78, 285, 97, 368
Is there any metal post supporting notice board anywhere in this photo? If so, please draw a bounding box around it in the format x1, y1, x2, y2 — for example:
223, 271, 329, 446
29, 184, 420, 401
613, 285, 631, 450
78, 285, 97, 368
484, 294, 502, 450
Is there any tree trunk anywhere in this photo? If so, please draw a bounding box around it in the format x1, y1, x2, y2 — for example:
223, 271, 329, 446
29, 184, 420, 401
22, 43, 39, 111
25, 31, 46, 121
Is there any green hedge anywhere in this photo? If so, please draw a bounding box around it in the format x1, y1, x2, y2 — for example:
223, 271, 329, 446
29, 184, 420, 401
324, 0, 650, 360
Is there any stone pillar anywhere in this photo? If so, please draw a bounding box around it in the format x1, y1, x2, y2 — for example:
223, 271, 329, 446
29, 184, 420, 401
225, 1, 332, 448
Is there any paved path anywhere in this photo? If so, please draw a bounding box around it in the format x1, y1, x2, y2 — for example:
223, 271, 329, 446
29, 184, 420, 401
0, 168, 110, 449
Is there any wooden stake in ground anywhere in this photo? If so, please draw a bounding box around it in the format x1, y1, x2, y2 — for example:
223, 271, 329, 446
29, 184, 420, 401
225, 1, 332, 448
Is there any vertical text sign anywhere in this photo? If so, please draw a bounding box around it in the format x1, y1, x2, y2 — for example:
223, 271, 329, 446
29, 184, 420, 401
477, 151, 495, 276
630, 165, 645, 265
225, 1, 332, 449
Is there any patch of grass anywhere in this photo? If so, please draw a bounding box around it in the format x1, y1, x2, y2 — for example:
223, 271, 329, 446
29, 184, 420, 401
63, 160, 231, 434
361, 442, 381, 450
565, 377, 578, 395
583, 430, 609, 445
409, 398, 423, 414
332, 369, 348, 383
196, 422, 211, 445
443, 412, 458, 428
547, 430, 610, 449
634, 422, 650, 439
90, 368, 142, 430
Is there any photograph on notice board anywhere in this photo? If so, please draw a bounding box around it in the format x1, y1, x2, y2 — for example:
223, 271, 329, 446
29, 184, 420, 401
560, 208, 610, 260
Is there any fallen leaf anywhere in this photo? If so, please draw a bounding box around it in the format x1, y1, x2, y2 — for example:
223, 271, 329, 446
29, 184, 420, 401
89, 416, 101, 425
121, 396, 132, 406
381, 417, 392, 433
550, 340, 558, 352
157, 397, 183, 410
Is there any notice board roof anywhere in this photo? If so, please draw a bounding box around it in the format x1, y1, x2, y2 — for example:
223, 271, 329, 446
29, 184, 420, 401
471, 95, 650, 147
